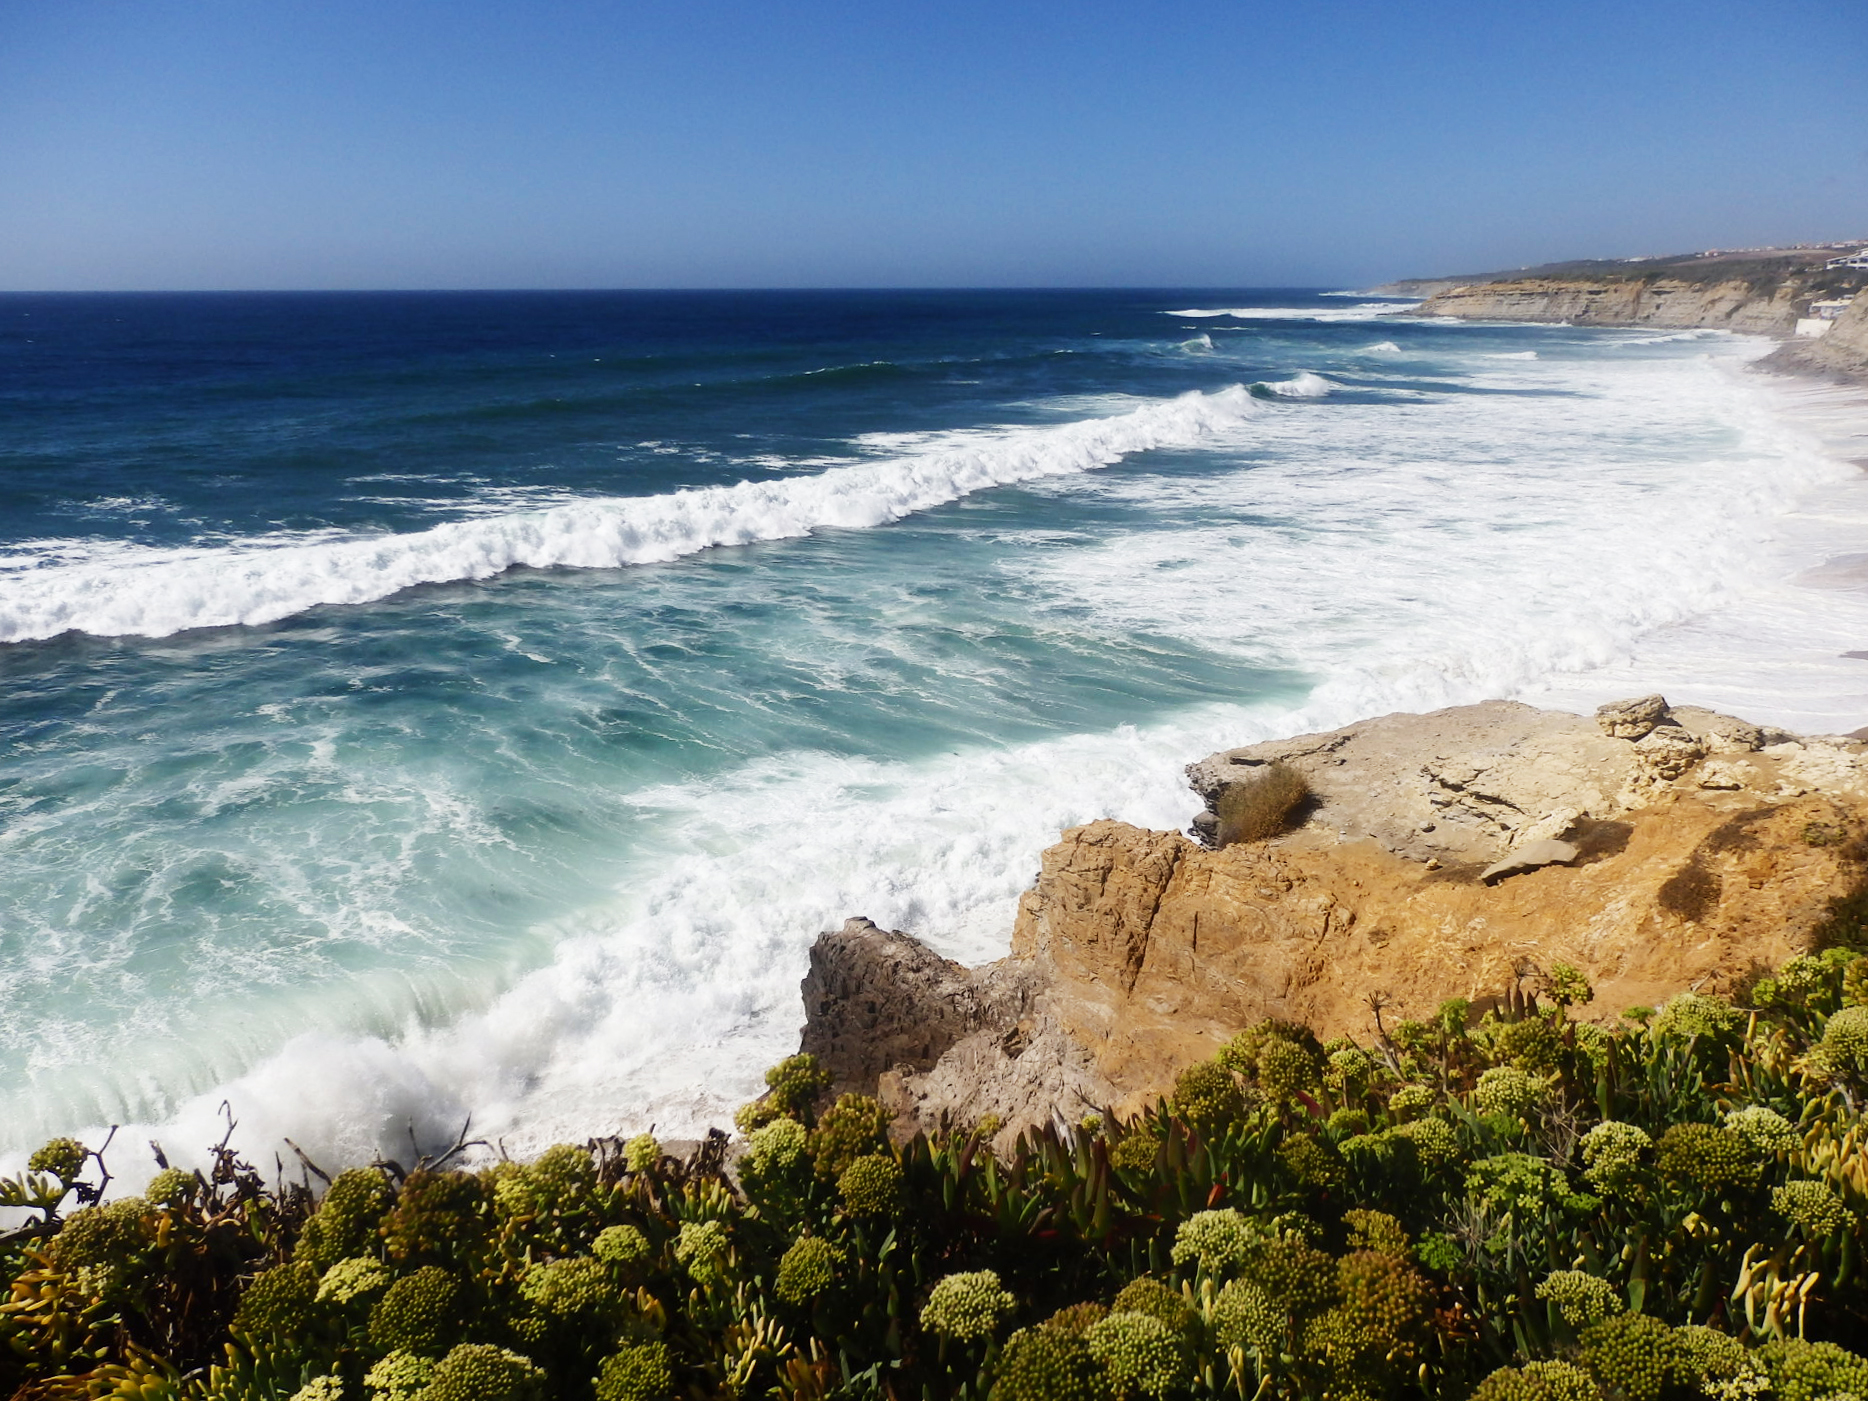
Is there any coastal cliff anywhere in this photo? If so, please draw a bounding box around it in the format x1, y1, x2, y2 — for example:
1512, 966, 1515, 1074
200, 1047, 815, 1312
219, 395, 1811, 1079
1403, 246, 1867, 342
1411, 275, 1805, 332
801, 697, 1868, 1145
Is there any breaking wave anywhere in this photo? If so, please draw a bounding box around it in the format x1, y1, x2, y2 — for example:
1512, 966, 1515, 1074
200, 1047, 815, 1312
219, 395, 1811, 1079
1164, 303, 1410, 322
0, 387, 1260, 644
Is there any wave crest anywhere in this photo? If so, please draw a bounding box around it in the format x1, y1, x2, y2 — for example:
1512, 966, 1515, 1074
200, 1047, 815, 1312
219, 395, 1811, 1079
0, 387, 1260, 643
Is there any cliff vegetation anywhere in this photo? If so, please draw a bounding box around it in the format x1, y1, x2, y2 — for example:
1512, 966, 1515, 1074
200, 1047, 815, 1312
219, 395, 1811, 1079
3, 945, 1867, 1401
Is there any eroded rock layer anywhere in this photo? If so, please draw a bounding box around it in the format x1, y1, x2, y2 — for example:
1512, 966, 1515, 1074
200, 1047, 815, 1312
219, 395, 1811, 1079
801, 699, 1868, 1146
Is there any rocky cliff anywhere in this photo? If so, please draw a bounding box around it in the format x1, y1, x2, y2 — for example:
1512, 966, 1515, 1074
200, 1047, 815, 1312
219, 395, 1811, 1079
1761, 293, 1868, 382
1411, 276, 1808, 333
1404, 248, 1866, 338
800, 698, 1868, 1146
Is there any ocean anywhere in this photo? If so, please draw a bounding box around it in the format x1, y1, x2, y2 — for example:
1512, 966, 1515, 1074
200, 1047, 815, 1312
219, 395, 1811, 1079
2, 288, 1865, 1180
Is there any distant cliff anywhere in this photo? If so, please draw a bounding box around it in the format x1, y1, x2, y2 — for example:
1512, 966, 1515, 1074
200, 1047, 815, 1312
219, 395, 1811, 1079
1412, 275, 1806, 333
1405, 247, 1866, 340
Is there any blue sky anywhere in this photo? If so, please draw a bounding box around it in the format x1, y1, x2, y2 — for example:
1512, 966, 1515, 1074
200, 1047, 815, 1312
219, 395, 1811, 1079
2, 0, 1864, 289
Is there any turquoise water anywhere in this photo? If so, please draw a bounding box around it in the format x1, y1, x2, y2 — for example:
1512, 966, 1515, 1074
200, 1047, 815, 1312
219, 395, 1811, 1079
0, 291, 1853, 1173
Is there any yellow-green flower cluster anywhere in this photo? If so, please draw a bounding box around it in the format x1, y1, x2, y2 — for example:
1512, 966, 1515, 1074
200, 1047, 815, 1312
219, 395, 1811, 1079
518, 1256, 615, 1319
27, 1137, 87, 1184
1342, 1209, 1408, 1256
1471, 1359, 1603, 1401
1112, 1277, 1196, 1333
1655, 1123, 1758, 1193
1652, 992, 1744, 1044
1545, 963, 1594, 1008
1169, 1208, 1257, 1277
145, 1167, 195, 1207
1678, 1326, 1768, 1401
298, 1167, 396, 1272
775, 1235, 842, 1304
919, 1269, 1016, 1342
994, 1324, 1111, 1401
672, 1219, 730, 1285
1490, 1017, 1562, 1073
1083, 1311, 1191, 1399
1723, 1106, 1798, 1156
1755, 1338, 1868, 1401
233, 1261, 321, 1340
762, 1052, 832, 1121
741, 1116, 809, 1184
287, 1378, 346, 1401
1771, 1179, 1857, 1235
1822, 1005, 1868, 1063
421, 1342, 545, 1401
1387, 1083, 1436, 1119
1466, 1154, 1596, 1218
836, 1153, 901, 1216
1110, 1132, 1159, 1172
622, 1133, 660, 1175
1393, 1115, 1459, 1167
364, 1349, 434, 1401
1334, 1249, 1428, 1345
1475, 1065, 1547, 1119
809, 1093, 890, 1179
1580, 1121, 1651, 1197
593, 1224, 651, 1269
1534, 1270, 1621, 1326
1577, 1313, 1690, 1401
1213, 1278, 1285, 1357
316, 1255, 391, 1308
594, 1341, 673, 1401
1280, 1134, 1344, 1187
1171, 1060, 1246, 1132
367, 1266, 461, 1354
47, 1197, 153, 1297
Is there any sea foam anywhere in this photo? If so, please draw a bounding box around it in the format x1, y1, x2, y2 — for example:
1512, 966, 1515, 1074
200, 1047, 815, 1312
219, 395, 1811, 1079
0, 387, 1259, 644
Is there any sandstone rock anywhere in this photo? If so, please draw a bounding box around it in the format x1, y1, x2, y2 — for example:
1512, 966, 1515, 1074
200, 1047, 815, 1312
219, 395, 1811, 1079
1597, 694, 1671, 740
1632, 724, 1708, 781
806, 699, 1868, 1145
1480, 838, 1580, 884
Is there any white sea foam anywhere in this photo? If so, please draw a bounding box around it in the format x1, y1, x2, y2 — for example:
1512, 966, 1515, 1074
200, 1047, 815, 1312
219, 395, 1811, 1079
1363, 341, 1402, 353
0, 387, 1260, 644
1256, 371, 1335, 398
1165, 303, 1409, 322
